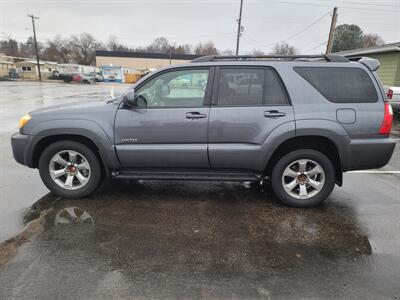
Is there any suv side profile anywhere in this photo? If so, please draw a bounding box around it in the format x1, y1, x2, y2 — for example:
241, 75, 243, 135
11, 54, 396, 207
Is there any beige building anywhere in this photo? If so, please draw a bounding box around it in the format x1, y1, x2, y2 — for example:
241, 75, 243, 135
0, 54, 16, 78
95, 50, 200, 71
15, 60, 57, 80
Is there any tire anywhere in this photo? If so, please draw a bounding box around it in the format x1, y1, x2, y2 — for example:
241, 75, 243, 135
39, 141, 102, 198
271, 149, 336, 208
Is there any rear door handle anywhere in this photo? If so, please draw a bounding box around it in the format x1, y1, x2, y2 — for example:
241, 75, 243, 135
186, 112, 207, 119
264, 110, 286, 118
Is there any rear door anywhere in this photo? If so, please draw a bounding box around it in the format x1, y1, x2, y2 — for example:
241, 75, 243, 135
114, 67, 213, 168
208, 66, 295, 171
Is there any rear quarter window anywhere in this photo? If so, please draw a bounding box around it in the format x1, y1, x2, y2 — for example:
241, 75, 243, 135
294, 67, 378, 103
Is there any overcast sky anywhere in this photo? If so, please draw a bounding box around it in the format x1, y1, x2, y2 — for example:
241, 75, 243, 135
1, 0, 399, 54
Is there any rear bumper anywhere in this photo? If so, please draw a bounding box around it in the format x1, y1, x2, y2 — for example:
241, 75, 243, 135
11, 132, 31, 166
343, 137, 396, 171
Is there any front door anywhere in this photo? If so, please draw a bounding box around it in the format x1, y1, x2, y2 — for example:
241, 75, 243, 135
208, 67, 295, 171
115, 67, 213, 169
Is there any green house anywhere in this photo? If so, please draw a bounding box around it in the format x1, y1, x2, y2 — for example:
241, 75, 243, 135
335, 42, 400, 87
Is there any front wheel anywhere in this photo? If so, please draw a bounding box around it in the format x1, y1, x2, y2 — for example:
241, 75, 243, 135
271, 149, 336, 208
39, 141, 102, 198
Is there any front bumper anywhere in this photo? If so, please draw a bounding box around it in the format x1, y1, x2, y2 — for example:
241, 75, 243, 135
11, 132, 31, 166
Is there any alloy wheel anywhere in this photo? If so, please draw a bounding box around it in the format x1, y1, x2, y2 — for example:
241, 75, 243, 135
48, 150, 91, 190
281, 159, 325, 199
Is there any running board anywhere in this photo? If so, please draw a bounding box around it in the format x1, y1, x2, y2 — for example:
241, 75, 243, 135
112, 170, 260, 182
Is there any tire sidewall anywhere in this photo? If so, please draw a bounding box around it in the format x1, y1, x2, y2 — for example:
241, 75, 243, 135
271, 149, 335, 208
39, 141, 102, 198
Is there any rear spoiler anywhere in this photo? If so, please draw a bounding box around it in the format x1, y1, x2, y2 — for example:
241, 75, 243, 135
347, 56, 380, 71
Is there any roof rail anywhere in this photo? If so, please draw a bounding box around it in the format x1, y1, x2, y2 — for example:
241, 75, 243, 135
191, 54, 349, 63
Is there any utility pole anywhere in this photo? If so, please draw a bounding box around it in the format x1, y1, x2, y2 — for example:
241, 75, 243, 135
325, 7, 338, 54
27, 14, 41, 81
235, 0, 244, 56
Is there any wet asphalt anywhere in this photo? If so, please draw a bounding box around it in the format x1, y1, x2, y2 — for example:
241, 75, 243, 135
0, 81, 400, 299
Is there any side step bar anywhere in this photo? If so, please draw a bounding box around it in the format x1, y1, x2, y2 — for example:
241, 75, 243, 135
112, 170, 260, 182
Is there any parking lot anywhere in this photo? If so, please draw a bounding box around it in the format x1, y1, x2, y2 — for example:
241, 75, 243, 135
0, 81, 400, 299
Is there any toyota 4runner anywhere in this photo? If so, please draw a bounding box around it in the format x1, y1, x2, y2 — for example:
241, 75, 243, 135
11, 54, 396, 207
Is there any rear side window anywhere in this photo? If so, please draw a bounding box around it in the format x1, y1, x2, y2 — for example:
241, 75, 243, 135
217, 68, 288, 106
294, 67, 378, 103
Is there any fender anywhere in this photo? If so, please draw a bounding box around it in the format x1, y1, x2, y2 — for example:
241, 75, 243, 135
295, 119, 351, 169
257, 121, 296, 172
259, 119, 351, 173
25, 119, 121, 170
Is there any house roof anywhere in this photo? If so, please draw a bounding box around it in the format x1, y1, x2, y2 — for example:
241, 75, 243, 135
95, 50, 201, 61
16, 60, 57, 66
334, 42, 400, 57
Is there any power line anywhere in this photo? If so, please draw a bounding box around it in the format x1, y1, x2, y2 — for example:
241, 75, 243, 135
304, 41, 328, 53
243, 10, 331, 49
271, 1, 398, 12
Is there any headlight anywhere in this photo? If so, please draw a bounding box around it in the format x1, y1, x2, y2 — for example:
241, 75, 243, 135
19, 114, 32, 129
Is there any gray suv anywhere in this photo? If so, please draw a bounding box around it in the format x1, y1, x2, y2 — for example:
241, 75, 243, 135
11, 55, 396, 207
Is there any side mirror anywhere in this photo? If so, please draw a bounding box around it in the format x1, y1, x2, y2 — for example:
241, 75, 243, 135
123, 89, 136, 106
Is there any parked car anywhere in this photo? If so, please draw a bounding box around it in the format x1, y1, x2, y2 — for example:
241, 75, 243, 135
72, 73, 93, 84
88, 72, 104, 82
384, 86, 400, 113
58, 73, 73, 83
11, 55, 395, 207
8, 68, 19, 79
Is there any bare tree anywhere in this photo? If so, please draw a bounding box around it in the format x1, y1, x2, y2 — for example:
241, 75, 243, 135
363, 33, 385, 48
271, 42, 298, 55
106, 35, 131, 51
174, 44, 191, 54
0, 38, 20, 56
42, 35, 71, 63
194, 41, 218, 55
69, 33, 102, 65
147, 37, 171, 53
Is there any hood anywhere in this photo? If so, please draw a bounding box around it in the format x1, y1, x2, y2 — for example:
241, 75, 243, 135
29, 100, 112, 116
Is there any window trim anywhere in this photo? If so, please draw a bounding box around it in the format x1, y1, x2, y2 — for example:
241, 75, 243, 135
294, 66, 379, 104
123, 66, 214, 110
213, 66, 291, 107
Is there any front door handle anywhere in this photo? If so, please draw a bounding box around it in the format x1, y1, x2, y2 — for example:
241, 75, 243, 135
264, 110, 286, 118
186, 112, 207, 119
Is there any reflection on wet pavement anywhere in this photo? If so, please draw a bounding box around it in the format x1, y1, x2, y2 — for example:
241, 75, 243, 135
43, 180, 372, 258
3, 180, 393, 299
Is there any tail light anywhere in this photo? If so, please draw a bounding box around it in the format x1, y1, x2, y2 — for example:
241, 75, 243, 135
387, 88, 393, 100
379, 102, 393, 135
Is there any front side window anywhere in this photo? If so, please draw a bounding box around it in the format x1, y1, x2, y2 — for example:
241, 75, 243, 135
135, 69, 209, 108
218, 68, 264, 106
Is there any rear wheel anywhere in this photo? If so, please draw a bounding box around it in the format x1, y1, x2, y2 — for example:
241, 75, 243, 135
271, 149, 335, 207
39, 141, 102, 198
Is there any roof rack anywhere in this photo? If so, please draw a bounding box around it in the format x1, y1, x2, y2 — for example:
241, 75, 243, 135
191, 54, 349, 63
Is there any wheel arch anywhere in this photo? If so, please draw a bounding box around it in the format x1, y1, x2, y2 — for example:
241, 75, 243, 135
264, 135, 343, 186
31, 134, 108, 178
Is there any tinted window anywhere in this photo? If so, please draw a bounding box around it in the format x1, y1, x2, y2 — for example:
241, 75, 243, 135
294, 67, 378, 103
218, 68, 264, 106
136, 69, 209, 108
265, 69, 288, 105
